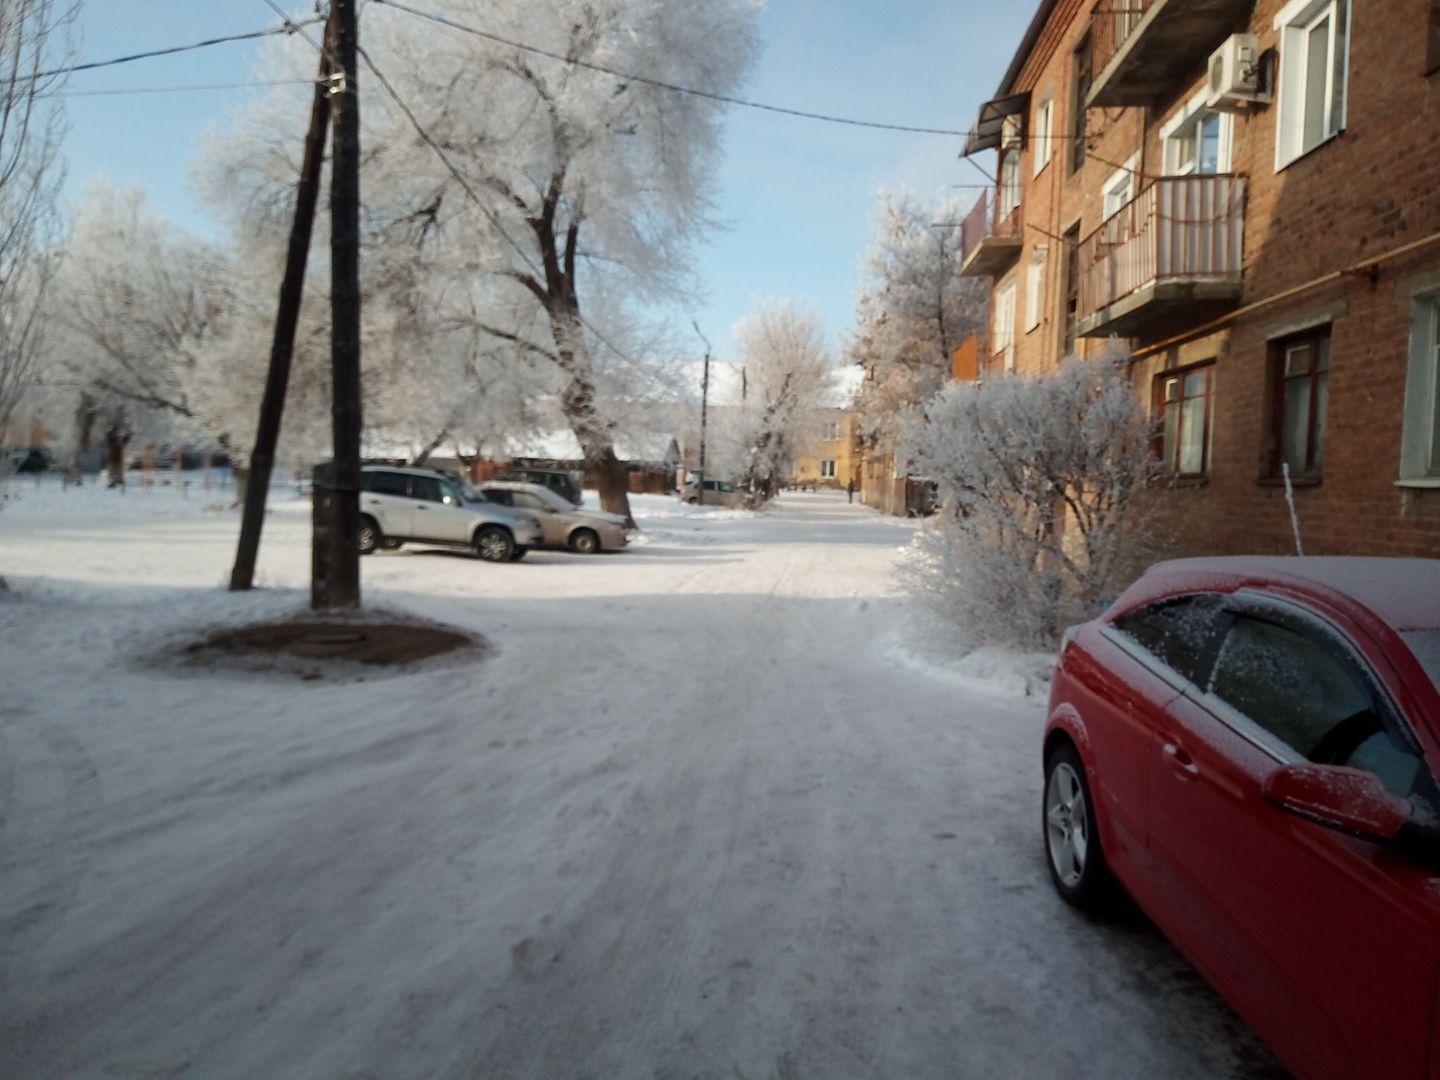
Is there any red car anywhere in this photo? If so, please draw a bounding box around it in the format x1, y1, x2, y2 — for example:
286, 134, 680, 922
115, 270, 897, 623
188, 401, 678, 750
1044, 557, 1440, 1080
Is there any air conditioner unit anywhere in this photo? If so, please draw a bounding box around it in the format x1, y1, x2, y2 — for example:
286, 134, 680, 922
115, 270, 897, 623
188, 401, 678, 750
1206, 33, 1266, 110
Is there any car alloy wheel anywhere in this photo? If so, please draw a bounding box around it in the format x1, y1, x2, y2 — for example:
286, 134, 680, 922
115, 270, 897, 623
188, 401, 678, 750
358, 517, 380, 555
1046, 760, 1089, 889
1042, 742, 1113, 912
570, 528, 599, 554
475, 526, 514, 563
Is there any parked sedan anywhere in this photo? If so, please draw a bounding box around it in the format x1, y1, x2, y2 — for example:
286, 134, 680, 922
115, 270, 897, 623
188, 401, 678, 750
1043, 557, 1440, 1080
476, 480, 630, 553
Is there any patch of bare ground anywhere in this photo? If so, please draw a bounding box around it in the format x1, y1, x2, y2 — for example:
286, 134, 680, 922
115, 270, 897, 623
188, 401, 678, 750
179, 616, 486, 681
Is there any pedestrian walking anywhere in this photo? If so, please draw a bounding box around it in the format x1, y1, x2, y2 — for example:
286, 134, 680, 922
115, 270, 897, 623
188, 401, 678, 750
846, 478, 855, 504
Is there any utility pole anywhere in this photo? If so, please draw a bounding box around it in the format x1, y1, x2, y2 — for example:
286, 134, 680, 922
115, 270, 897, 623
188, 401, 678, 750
317, 0, 362, 610
692, 321, 711, 506
230, 10, 335, 593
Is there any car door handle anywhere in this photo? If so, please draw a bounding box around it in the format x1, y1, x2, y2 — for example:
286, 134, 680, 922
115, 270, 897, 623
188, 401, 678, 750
415, 505, 428, 511
1162, 741, 1199, 779
367, 498, 381, 505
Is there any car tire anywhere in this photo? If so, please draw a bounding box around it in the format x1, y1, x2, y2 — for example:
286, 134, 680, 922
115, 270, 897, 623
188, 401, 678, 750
569, 528, 600, 554
358, 516, 381, 555
1043, 741, 1114, 913
510, 546, 528, 562
474, 525, 514, 563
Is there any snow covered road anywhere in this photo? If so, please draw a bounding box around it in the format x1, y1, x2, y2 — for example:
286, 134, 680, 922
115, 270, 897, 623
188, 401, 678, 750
0, 483, 1280, 1078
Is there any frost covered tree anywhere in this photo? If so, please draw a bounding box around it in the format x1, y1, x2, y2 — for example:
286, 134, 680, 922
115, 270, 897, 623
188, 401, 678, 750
730, 299, 834, 500
0, 0, 74, 463
900, 351, 1163, 651
210, 0, 760, 522
48, 183, 230, 486
847, 191, 986, 445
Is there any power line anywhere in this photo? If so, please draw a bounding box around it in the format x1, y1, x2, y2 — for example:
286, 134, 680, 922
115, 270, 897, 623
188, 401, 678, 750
45, 79, 317, 98
29, 18, 327, 83
372, 0, 974, 139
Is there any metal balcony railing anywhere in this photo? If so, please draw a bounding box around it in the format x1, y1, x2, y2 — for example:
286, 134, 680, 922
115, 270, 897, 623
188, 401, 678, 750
1077, 173, 1245, 324
1090, 1, 1151, 80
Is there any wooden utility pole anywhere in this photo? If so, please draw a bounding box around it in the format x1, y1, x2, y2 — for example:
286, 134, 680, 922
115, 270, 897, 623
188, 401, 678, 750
316, 0, 363, 610
229, 11, 335, 593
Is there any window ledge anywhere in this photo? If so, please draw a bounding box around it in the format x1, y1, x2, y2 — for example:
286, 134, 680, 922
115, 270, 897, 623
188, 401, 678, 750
1276, 129, 1344, 173
1257, 475, 1322, 488
1396, 478, 1440, 489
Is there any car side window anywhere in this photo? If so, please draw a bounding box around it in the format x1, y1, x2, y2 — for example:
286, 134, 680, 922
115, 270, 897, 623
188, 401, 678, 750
1111, 594, 1226, 686
1207, 614, 1427, 797
411, 476, 442, 503
437, 480, 462, 506
364, 471, 409, 497
484, 489, 512, 506
514, 493, 547, 511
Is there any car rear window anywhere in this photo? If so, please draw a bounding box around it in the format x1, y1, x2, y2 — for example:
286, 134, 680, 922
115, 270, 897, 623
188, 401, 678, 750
1111, 594, 1225, 685
1401, 631, 1440, 695
362, 471, 408, 496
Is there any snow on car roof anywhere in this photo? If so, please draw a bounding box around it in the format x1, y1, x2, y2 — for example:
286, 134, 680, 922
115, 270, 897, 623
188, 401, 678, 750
1149, 556, 1440, 631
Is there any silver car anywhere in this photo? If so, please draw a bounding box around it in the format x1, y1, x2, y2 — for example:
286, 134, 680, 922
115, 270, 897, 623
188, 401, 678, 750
359, 466, 544, 562
477, 480, 630, 553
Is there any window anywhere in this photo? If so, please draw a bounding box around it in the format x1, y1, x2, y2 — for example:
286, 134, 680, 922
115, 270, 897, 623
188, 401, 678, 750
1154, 363, 1214, 477
1400, 295, 1440, 481
411, 476, 443, 503
993, 282, 1017, 372
820, 460, 837, 478
362, 470, 408, 497
1268, 326, 1331, 478
1033, 98, 1053, 174
822, 420, 840, 441
1062, 224, 1081, 357
1102, 158, 1137, 220
1025, 254, 1045, 332
1206, 610, 1429, 798
1161, 93, 1233, 176
1275, 0, 1350, 167
513, 492, 548, 511
1070, 34, 1092, 174
998, 148, 1021, 217
1112, 594, 1227, 686
483, 489, 513, 505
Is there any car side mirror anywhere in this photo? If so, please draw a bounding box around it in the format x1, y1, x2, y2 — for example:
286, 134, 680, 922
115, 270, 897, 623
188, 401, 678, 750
1261, 763, 1411, 844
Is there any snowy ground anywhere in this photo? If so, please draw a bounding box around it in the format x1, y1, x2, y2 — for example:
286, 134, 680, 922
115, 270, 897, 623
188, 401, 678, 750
0, 477, 1281, 1079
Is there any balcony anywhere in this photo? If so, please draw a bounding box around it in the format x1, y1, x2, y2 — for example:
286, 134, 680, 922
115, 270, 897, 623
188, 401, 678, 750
1076, 174, 1245, 340
1088, 0, 1256, 108
959, 196, 1024, 278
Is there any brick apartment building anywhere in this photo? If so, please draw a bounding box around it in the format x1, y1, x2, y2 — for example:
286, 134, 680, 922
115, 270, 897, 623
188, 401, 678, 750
959, 0, 1440, 558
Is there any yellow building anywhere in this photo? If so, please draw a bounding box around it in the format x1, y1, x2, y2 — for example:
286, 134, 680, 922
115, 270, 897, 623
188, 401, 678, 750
790, 408, 860, 491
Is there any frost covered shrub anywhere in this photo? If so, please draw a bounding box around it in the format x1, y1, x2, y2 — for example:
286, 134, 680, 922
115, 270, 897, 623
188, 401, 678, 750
901, 350, 1162, 651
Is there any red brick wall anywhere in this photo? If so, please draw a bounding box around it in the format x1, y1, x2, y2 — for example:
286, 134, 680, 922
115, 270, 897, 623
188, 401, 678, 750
986, 0, 1440, 558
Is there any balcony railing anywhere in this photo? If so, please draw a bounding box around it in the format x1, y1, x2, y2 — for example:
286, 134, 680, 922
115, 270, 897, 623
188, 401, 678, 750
1077, 174, 1245, 338
959, 192, 1024, 278
1090, 1, 1151, 82
1087, 0, 1256, 108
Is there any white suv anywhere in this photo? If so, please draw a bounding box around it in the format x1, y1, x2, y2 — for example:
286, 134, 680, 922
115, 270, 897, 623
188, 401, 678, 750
359, 466, 544, 562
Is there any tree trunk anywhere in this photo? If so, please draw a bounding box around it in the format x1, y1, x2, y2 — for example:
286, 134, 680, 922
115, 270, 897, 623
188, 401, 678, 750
70, 391, 96, 485
104, 410, 131, 488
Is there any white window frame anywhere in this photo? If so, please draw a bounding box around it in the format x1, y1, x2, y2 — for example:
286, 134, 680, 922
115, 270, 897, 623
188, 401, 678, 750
1101, 155, 1139, 220
1274, 0, 1351, 169
1400, 294, 1440, 483
1032, 97, 1053, 175
1159, 88, 1235, 176
820, 459, 837, 479
1024, 253, 1045, 332
993, 282, 1017, 372
822, 420, 840, 441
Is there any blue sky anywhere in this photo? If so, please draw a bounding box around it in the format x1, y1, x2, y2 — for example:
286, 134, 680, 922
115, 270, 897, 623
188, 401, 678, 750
63, 1, 1033, 364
